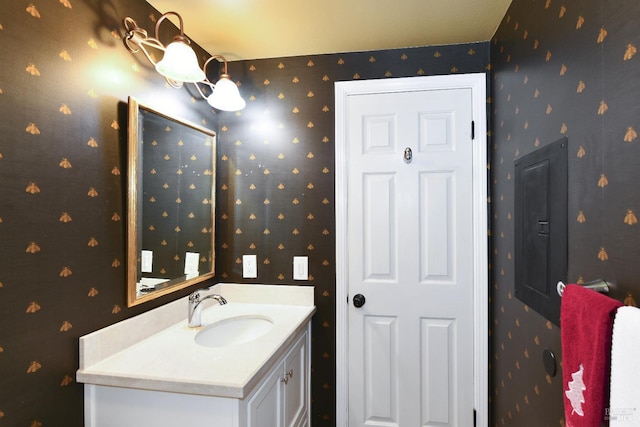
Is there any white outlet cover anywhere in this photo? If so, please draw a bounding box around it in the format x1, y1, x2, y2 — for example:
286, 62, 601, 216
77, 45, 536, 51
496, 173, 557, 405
243, 254, 257, 278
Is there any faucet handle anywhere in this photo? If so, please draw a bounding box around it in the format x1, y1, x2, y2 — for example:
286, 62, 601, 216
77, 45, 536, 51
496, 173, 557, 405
189, 288, 211, 302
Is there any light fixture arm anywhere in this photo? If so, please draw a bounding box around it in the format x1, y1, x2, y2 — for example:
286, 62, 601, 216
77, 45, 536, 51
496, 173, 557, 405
154, 11, 190, 46
123, 17, 165, 66
202, 55, 230, 82
193, 79, 215, 99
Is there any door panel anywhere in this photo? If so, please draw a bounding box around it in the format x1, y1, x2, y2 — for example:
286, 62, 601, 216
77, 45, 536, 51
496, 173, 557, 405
420, 111, 455, 152
363, 114, 395, 153
421, 318, 455, 425
364, 316, 398, 425
363, 173, 396, 280
420, 171, 455, 282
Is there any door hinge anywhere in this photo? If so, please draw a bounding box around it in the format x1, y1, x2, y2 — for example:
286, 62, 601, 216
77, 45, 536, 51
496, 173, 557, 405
471, 121, 475, 140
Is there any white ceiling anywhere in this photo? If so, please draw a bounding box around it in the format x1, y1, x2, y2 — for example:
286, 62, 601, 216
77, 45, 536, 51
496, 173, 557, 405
146, 0, 512, 61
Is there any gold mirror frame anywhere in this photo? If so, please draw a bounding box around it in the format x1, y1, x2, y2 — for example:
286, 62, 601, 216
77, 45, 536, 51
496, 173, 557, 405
127, 97, 216, 307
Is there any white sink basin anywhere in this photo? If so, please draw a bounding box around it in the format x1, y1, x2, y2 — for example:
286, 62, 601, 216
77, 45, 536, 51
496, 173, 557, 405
195, 316, 274, 347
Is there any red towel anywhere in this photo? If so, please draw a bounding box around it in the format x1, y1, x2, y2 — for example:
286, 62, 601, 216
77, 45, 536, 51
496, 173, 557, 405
561, 284, 622, 427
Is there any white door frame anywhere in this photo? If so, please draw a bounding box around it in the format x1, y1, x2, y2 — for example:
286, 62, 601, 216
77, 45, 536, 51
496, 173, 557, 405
335, 73, 488, 427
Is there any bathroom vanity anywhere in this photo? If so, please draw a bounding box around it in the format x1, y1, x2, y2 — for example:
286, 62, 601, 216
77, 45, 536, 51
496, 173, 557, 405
76, 284, 315, 427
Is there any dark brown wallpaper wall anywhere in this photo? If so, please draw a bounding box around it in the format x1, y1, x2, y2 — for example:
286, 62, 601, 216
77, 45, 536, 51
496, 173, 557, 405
491, 0, 640, 425
0, 1, 217, 425
0, 1, 490, 426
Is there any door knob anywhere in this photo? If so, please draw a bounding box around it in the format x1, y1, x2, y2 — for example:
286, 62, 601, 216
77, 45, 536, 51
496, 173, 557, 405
353, 294, 366, 308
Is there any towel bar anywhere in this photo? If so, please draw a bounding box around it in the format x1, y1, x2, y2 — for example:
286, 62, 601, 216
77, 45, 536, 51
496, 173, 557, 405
556, 279, 610, 297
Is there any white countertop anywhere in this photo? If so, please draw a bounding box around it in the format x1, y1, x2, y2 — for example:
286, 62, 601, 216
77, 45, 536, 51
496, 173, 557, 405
76, 284, 315, 399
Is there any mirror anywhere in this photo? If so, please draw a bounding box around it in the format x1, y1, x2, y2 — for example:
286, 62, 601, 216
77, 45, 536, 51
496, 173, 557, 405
127, 97, 216, 306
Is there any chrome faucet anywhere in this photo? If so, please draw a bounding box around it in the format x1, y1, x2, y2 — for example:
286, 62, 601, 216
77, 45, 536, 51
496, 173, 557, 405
188, 289, 227, 328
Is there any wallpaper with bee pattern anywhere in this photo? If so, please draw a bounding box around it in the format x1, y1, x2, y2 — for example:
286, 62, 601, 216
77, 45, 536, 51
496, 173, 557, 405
0, 1, 490, 427
0, 1, 218, 426
491, 0, 640, 425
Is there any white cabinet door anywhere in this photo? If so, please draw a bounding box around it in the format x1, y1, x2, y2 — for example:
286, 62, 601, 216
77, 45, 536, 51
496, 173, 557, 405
247, 359, 284, 427
283, 332, 308, 427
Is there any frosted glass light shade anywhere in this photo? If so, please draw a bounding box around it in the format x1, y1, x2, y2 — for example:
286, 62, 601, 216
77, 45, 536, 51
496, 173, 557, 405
155, 41, 205, 83
207, 76, 246, 111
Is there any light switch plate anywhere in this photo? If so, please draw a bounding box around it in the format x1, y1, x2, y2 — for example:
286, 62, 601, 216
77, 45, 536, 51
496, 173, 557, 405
293, 256, 308, 280
243, 254, 257, 278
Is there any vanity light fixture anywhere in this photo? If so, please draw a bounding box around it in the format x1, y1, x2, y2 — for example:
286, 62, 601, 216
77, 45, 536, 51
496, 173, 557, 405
123, 11, 245, 111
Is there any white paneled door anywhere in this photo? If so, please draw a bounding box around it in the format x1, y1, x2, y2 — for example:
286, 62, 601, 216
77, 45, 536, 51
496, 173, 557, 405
336, 75, 488, 427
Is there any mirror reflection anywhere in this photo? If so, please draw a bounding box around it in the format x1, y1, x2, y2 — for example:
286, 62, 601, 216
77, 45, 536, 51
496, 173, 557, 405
127, 97, 216, 306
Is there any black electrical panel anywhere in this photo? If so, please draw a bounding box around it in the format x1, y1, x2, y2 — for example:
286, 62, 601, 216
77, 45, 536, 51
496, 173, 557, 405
514, 137, 568, 325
